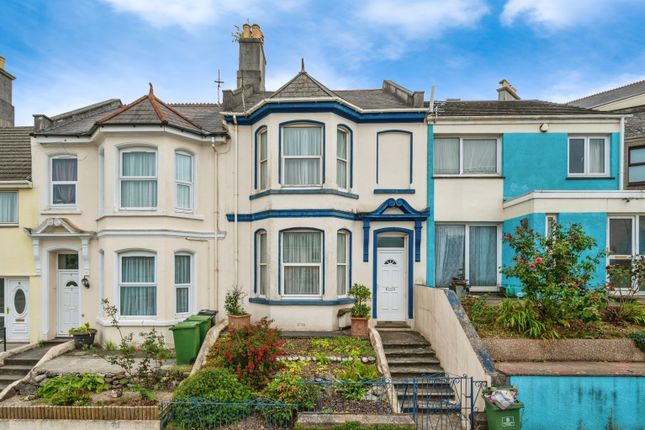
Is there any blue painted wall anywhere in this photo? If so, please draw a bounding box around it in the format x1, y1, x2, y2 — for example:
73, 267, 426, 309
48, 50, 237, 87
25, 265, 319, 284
426, 124, 435, 286
509, 375, 645, 430
503, 132, 620, 200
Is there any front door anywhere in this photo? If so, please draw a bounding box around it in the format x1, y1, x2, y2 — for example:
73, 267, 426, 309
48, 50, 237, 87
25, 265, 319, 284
5, 279, 29, 342
377, 248, 406, 321
58, 271, 80, 335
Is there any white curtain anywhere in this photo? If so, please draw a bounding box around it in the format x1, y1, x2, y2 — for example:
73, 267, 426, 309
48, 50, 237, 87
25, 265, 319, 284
52, 158, 77, 205
283, 231, 321, 295
464, 139, 496, 173
259, 132, 268, 189
0, 192, 17, 223
121, 256, 156, 316
337, 130, 348, 188
589, 138, 605, 174
434, 138, 460, 174
121, 152, 157, 208
258, 233, 268, 295
175, 254, 191, 313
175, 153, 193, 209
122, 152, 155, 176
469, 226, 498, 286
283, 127, 322, 185
337, 232, 347, 296
435, 225, 465, 287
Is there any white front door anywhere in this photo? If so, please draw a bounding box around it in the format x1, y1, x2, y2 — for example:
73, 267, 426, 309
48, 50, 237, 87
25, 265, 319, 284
5, 279, 29, 342
58, 271, 80, 335
377, 248, 406, 321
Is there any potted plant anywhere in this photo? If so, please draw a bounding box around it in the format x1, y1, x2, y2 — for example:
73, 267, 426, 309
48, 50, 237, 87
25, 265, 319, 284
68, 322, 97, 349
348, 283, 371, 338
225, 286, 251, 330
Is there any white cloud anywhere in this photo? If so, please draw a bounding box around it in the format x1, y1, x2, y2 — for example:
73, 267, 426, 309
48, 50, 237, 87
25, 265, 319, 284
501, 0, 633, 29
539, 71, 645, 103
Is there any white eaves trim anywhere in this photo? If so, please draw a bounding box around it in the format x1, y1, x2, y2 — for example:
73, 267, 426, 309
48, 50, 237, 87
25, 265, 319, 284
504, 190, 645, 209
96, 229, 223, 239
428, 114, 627, 124
0, 181, 32, 189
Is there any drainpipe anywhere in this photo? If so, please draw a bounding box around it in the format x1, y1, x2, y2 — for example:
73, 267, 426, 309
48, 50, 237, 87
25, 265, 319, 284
233, 115, 239, 287
619, 116, 625, 189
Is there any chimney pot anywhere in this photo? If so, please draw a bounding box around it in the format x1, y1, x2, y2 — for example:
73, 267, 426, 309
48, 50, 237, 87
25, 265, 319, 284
242, 24, 251, 38
251, 24, 262, 39
0, 56, 5, 70
497, 79, 520, 101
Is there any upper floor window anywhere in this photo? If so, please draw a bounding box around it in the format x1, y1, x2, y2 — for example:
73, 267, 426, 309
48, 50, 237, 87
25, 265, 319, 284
628, 146, 645, 185
257, 129, 268, 190
282, 125, 323, 186
568, 136, 608, 177
174, 253, 192, 314
434, 137, 499, 175
51, 156, 77, 206
120, 149, 157, 209
0, 191, 17, 224
282, 230, 322, 296
119, 253, 156, 316
337, 128, 349, 189
337, 230, 349, 296
256, 230, 268, 295
175, 151, 194, 211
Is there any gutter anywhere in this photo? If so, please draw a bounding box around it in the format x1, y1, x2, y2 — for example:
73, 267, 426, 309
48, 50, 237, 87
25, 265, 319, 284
428, 113, 628, 122
620, 116, 626, 189
0, 180, 32, 189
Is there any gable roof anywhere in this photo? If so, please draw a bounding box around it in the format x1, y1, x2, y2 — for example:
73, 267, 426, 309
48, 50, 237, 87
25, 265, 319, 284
434, 100, 613, 117
0, 126, 33, 182
270, 71, 337, 99
569, 80, 645, 108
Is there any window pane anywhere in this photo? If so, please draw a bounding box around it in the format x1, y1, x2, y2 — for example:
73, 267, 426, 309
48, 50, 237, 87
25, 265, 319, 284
58, 254, 79, 270
639, 217, 645, 255
122, 152, 155, 176
175, 153, 192, 182
175, 255, 191, 284
52, 158, 77, 181
463, 139, 497, 173
260, 132, 268, 159
337, 266, 347, 296
53, 184, 76, 205
177, 184, 191, 209
377, 236, 405, 248
434, 138, 460, 174
630, 147, 645, 164
121, 180, 157, 207
435, 225, 465, 287
337, 159, 347, 188
469, 226, 498, 286
121, 286, 156, 316
284, 127, 321, 156
569, 138, 585, 174
259, 266, 267, 295
337, 130, 347, 159
260, 161, 268, 189
609, 219, 632, 255
259, 233, 267, 264
337, 233, 347, 263
284, 158, 320, 185
176, 287, 189, 313
0, 192, 17, 223
283, 232, 321, 263
629, 165, 645, 184
589, 138, 605, 174
122, 256, 155, 283
284, 266, 319, 295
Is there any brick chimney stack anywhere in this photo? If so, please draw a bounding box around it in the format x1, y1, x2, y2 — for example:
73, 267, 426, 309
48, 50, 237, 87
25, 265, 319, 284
0, 55, 16, 127
497, 79, 520, 101
237, 23, 266, 92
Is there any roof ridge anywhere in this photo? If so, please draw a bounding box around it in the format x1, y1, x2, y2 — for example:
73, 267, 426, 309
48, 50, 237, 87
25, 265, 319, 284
569, 79, 645, 104
147, 83, 167, 123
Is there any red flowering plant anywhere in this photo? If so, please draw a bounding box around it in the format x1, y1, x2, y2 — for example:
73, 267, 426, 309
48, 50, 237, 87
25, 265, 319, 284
208, 317, 285, 389
501, 219, 606, 335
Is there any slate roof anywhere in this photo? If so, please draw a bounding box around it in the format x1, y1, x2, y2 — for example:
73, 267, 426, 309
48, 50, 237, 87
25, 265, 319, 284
0, 126, 32, 181
434, 100, 611, 117
37, 99, 122, 136
270, 72, 337, 99
569, 80, 645, 108
335, 89, 411, 109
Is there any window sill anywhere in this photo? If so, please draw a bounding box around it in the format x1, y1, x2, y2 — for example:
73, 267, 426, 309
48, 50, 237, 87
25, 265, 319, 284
0, 223, 19, 228
433, 175, 504, 179
373, 189, 415, 194
250, 188, 359, 200
42, 208, 82, 215
249, 297, 355, 306
565, 176, 615, 180
97, 212, 205, 220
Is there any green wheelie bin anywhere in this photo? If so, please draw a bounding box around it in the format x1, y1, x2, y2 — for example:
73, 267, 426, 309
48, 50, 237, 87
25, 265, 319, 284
484, 386, 524, 430
186, 314, 212, 345
169, 320, 201, 365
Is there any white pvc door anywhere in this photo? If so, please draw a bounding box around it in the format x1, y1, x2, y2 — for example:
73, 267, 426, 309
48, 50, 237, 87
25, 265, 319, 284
377, 249, 406, 321
6, 279, 29, 342
58, 271, 80, 335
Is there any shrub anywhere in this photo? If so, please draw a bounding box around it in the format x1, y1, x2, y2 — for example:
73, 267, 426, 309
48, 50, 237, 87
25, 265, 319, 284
262, 373, 315, 423
224, 286, 247, 316
208, 318, 284, 389
348, 284, 371, 318
311, 337, 374, 358
37, 374, 107, 406
465, 295, 496, 328
628, 331, 645, 352
337, 360, 380, 400
618, 302, 645, 325
496, 299, 558, 339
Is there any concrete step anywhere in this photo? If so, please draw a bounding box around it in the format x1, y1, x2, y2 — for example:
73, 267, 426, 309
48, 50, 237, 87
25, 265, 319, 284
4, 357, 39, 367
386, 356, 440, 365
0, 374, 23, 384
383, 346, 436, 357
379, 332, 429, 348
376, 321, 410, 328
0, 364, 32, 376
376, 327, 414, 332
389, 365, 445, 374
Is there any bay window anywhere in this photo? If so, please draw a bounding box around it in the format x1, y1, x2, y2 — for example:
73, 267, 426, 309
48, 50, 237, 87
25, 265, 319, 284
435, 224, 500, 290
175, 151, 193, 211
120, 149, 157, 209
337, 231, 349, 296
337, 128, 349, 189
434, 137, 499, 175
256, 230, 268, 295
282, 230, 322, 296
0, 191, 17, 224
119, 253, 156, 316
282, 125, 323, 186
174, 253, 192, 314
51, 156, 77, 206
568, 136, 608, 176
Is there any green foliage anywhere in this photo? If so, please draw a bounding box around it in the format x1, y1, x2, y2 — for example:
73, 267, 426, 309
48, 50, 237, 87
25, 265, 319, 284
68, 322, 93, 335
466, 295, 497, 328
496, 299, 558, 339
208, 318, 284, 389
337, 360, 380, 400
310, 336, 374, 357
37, 374, 107, 406
103, 340, 117, 351
314, 353, 331, 364
348, 283, 371, 318
262, 373, 315, 422
224, 286, 247, 316
617, 302, 645, 325
628, 330, 645, 352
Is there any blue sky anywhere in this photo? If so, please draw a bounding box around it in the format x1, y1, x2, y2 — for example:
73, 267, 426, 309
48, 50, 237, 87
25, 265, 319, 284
1, 0, 644, 125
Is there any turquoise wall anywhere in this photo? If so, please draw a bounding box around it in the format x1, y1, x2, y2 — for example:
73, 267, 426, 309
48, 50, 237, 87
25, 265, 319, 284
503, 132, 620, 200
426, 124, 435, 286
509, 375, 645, 430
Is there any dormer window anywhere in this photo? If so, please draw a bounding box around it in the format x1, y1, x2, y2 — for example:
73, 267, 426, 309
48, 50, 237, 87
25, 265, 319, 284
120, 148, 157, 209
51, 156, 77, 206
282, 124, 323, 186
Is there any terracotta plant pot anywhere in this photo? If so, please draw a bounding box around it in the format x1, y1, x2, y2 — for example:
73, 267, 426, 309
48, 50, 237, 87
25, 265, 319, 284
228, 314, 251, 331
351, 317, 369, 338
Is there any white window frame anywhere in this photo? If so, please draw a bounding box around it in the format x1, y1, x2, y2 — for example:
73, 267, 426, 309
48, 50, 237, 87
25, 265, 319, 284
257, 129, 269, 191
435, 223, 502, 291
606, 215, 644, 295
256, 230, 268, 296
118, 251, 157, 317
567, 136, 610, 177
174, 252, 193, 315
337, 128, 349, 191
281, 229, 323, 297
433, 136, 501, 176
0, 191, 18, 225
337, 230, 349, 297
546, 214, 558, 238
175, 151, 194, 212
50, 155, 78, 207
281, 124, 323, 187
119, 148, 158, 210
